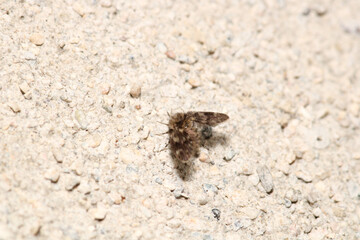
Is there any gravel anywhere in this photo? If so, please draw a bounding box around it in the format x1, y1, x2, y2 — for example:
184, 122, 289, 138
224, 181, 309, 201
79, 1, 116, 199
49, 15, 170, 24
1, 0, 360, 239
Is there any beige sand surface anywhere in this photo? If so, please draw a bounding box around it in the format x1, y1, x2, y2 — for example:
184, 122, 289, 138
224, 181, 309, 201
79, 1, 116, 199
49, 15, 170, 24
1, 0, 360, 239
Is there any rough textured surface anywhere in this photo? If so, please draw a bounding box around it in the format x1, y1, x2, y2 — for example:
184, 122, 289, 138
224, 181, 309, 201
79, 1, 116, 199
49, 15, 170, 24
1, 0, 360, 239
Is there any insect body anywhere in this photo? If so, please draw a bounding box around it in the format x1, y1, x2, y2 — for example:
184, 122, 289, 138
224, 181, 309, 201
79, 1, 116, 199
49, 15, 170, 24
168, 112, 229, 162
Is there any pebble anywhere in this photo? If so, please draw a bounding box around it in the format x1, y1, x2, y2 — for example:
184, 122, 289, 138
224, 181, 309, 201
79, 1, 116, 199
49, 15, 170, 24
19, 82, 30, 95
173, 187, 188, 199
130, 84, 141, 98
65, 176, 80, 191
223, 149, 237, 161
332, 206, 346, 218
197, 193, 209, 205
284, 198, 292, 208
212, 209, 221, 220
89, 207, 107, 221
257, 165, 274, 193
203, 234, 214, 240
101, 83, 111, 95
60, 93, 72, 103
307, 191, 320, 204
24, 51, 36, 60
52, 148, 63, 163
202, 183, 218, 194
74, 110, 88, 130
71, 161, 83, 176
238, 161, 254, 175
165, 50, 176, 60
239, 218, 252, 229
188, 78, 201, 88
8, 102, 21, 113
44, 169, 60, 183
29, 33, 44, 46
102, 96, 114, 113
233, 221, 242, 231
285, 188, 299, 203
295, 170, 313, 183
27, 221, 41, 236
304, 222, 313, 234
243, 207, 259, 220
248, 174, 259, 186
177, 55, 198, 65
167, 219, 181, 228
198, 152, 210, 163
89, 134, 102, 148
155, 177, 163, 185
109, 192, 125, 205
126, 164, 139, 173
312, 207, 322, 218
100, 0, 112, 8
72, 2, 86, 17
119, 101, 126, 109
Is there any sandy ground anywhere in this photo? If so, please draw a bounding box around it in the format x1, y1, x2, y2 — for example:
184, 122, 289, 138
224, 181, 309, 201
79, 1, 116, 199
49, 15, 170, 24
1, 0, 360, 239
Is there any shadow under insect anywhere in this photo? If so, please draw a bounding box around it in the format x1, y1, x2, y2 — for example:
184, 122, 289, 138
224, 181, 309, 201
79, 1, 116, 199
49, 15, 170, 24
172, 125, 229, 181
167, 111, 229, 180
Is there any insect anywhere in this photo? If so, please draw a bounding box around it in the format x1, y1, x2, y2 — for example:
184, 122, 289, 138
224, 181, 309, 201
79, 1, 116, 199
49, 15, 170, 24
168, 111, 229, 162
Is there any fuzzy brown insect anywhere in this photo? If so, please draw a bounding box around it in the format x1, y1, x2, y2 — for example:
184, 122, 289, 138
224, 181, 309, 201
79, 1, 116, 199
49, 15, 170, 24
168, 111, 229, 162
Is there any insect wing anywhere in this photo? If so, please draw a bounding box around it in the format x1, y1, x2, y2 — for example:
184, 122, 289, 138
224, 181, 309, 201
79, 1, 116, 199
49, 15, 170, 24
188, 112, 229, 126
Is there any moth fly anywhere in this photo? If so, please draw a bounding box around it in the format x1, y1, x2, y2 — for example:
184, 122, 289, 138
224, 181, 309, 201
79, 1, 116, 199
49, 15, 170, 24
167, 111, 229, 162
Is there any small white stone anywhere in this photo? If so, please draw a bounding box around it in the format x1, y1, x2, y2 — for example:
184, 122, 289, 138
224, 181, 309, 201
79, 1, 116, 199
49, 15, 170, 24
77, 182, 91, 195
312, 207, 322, 217
24, 51, 36, 60
248, 174, 259, 186
257, 165, 274, 193
74, 110, 88, 130
197, 193, 209, 205
65, 176, 80, 191
73, 2, 86, 17
8, 102, 21, 113
52, 148, 63, 163
307, 191, 321, 204
89, 134, 102, 148
295, 170, 313, 183
109, 192, 125, 205
285, 188, 299, 203
130, 84, 141, 98
100, 0, 112, 8
188, 78, 201, 88
238, 161, 254, 175
19, 82, 30, 94
167, 219, 181, 229
89, 207, 107, 221
29, 33, 45, 46
243, 207, 259, 220
44, 169, 60, 183
71, 161, 83, 176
